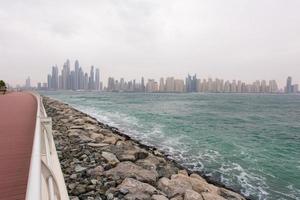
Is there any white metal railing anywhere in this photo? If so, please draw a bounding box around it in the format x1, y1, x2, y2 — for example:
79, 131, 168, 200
26, 92, 69, 200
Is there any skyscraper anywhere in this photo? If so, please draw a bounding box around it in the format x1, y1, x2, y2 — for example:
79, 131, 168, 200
51, 66, 59, 89
141, 77, 145, 92
159, 78, 165, 92
25, 77, 31, 88
165, 77, 175, 92
75, 60, 79, 90
89, 66, 95, 90
95, 68, 100, 90
286, 76, 292, 93
186, 74, 197, 92
47, 74, 52, 89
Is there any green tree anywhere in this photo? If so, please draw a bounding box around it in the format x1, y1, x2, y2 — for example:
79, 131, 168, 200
0, 80, 6, 88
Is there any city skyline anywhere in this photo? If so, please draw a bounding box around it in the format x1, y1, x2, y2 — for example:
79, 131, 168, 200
1, 0, 300, 87
14, 58, 300, 94
41, 60, 101, 91
6, 60, 300, 91
19, 59, 299, 94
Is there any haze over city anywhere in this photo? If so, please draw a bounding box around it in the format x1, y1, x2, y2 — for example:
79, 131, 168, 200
1, 0, 300, 87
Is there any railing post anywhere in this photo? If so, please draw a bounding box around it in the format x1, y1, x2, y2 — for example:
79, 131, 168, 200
41, 117, 53, 154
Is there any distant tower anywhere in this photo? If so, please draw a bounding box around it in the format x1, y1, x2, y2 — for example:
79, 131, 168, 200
89, 66, 95, 90
51, 65, 59, 90
95, 68, 100, 90
159, 78, 165, 92
141, 77, 145, 92
286, 76, 292, 93
186, 74, 192, 92
75, 60, 79, 90
25, 77, 31, 88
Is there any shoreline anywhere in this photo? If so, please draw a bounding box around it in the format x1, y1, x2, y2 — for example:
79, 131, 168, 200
43, 96, 247, 200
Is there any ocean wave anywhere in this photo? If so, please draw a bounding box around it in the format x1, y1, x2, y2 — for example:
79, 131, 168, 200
60, 100, 298, 200
218, 162, 269, 199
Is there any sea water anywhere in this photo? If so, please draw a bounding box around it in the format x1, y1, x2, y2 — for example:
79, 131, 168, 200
43, 91, 300, 200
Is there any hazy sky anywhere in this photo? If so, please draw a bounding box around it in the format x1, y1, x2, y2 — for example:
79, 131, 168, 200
1, 0, 300, 87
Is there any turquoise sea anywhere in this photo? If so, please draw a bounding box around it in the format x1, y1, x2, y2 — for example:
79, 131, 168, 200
43, 91, 300, 200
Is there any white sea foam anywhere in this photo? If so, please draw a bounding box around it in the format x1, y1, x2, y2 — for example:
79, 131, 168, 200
57, 100, 296, 200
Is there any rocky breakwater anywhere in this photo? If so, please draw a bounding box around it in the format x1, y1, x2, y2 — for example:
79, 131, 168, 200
43, 96, 246, 200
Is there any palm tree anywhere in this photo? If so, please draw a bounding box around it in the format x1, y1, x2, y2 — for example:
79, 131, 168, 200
0, 80, 7, 94
0, 80, 6, 88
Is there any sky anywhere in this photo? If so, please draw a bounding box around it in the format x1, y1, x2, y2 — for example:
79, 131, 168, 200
0, 0, 300, 87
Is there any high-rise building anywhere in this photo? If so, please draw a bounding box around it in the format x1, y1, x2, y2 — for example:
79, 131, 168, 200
89, 66, 95, 90
269, 80, 278, 93
174, 79, 185, 92
292, 84, 299, 93
62, 60, 70, 90
107, 77, 115, 92
47, 74, 52, 89
95, 68, 100, 90
51, 66, 59, 89
79, 67, 84, 90
165, 77, 175, 92
25, 77, 31, 88
185, 74, 197, 92
146, 79, 158, 92
286, 76, 292, 93
75, 60, 79, 90
141, 77, 145, 92
159, 78, 165, 92
84, 73, 89, 90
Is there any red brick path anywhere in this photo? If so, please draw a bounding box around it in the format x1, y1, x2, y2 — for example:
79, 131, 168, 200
0, 92, 37, 200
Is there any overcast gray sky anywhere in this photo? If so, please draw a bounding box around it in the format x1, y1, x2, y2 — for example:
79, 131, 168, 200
1, 0, 300, 87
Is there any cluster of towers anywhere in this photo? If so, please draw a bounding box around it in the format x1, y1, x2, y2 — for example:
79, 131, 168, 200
47, 60, 101, 91
285, 76, 299, 93
104, 74, 285, 93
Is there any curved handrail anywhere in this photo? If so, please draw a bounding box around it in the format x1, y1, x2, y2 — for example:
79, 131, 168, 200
25, 92, 41, 200
26, 92, 68, 200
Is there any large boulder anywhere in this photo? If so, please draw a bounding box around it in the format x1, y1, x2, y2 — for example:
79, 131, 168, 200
184, 189, 203, 200
170, 174, 209, 193
104, 142, 149, 162
117, 178, 158, 200
101, 151, 120, 166
87, 165, 104, 176
201, 192, 226, 200
104, 161, 158, 184
218, 188, 245, 200
151, 195, 169, 200
157, 177, 192, 198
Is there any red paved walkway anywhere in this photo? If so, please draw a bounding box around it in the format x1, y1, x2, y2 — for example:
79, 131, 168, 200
0, 92, 37, 200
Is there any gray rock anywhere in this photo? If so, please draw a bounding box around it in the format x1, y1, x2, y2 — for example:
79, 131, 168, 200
74, 184, 87, 195
102, 151, 120, 165
152, 195, 169, 200
70, 125, 84, 129
171, 196, 184, 200
117, 178, 158, 200
79, 134, 94, 142
218, 188, 245, 200
89, 132, 104, 140
75, 164, 87, 172
102, 136, 118, 144
70, 174, 77, 179
201, 193, 226, 200
104, 161, 158, 184
157, 177, 192, 198
184, 189, 203, 200
87, 165, 104, 176
87, 142, 109, 147
68, 183, 77, 190
91, 179, 98, 185
107, 193, 114, 200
